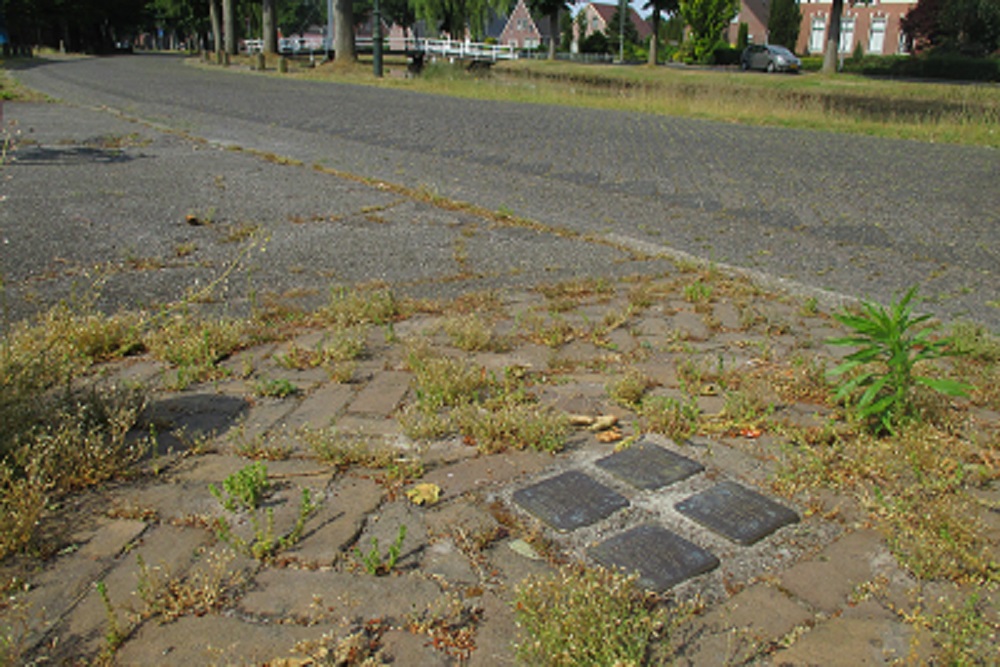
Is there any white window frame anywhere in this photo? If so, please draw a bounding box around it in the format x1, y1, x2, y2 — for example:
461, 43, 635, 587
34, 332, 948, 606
869, 17, 886, 54
809, 17, 825, 53
839, 17, 855, 54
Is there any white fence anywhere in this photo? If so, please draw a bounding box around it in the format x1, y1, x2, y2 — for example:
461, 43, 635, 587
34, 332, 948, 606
243, 36, 517, 61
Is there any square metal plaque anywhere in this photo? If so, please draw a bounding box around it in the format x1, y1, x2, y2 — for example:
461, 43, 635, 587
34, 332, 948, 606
512, 470, 629, 532
675, 481, 799, 545
595, 440, 704, 490
588, 524, 719, 592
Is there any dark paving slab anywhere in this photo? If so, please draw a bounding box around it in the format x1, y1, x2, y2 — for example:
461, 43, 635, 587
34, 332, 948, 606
512, 470, 629, 532
676, 480, 799, 546
588, 524, 719, 592
595, 439, 704, 490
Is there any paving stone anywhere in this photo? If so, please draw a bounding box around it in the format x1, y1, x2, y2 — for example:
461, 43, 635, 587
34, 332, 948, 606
422, 450, 552, 499
467, 591, 519, 667
713, 301, 743, 330
512, 470, 629, 532
380, 627, 453, 666
145, 391, 250, 440
76, 519, 149, 560
595, 439, 704, 490
112, 613, 326, 665
676, 583, 813, 665
348, 370, 411, 415
239, 569, 443, 623
675, 481, 799, 545
46, 524, 217, 662
288, 475, 384, 565
771, 617, 916, 666
779, 529, 886, 613
587, 524, 719, 592
672, 311, 710, 341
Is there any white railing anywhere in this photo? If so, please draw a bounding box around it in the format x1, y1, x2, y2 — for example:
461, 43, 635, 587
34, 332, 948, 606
242, 36, 517, 61
411, 38, 517, 61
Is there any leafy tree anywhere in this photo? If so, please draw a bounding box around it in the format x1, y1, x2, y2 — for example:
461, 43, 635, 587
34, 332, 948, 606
678, 0, 738, 62
903, 0, 1000, 55
767, 0, 801, 50
736, 20, 748, 50
645, 0, 679, 65
559, 8, 573, 51
605, 4, 640, 59
579, 29, 609, 53
528, 0, 566, 59
412, 0, 511, 39
278, 0, 323, 35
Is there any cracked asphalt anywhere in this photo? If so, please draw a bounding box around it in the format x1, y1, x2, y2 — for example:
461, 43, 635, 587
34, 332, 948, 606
4, 53, 999, 329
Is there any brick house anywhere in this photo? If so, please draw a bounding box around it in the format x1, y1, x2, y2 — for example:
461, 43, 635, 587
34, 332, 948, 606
796, 0, 914, 56
574, 2, 653, 47
500, 0, 547, 49
728, 0, 916, 56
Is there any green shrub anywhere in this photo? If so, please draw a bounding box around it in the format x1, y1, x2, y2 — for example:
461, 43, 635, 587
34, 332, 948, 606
514, 565, 668, 666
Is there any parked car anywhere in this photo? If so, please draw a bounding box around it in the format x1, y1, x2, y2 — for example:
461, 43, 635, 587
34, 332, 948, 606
740, 44, 801, 73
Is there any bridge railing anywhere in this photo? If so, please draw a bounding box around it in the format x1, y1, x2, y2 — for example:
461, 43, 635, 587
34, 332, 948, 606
411, 38, 517, 61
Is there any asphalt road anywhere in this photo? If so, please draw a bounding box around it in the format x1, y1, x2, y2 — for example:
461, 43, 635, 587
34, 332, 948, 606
6, 53, 1000, 329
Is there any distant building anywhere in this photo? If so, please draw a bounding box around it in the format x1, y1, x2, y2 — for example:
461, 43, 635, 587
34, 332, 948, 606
500, 0, 544, 49
574, 2, 653, 47
728, 0, 917, 56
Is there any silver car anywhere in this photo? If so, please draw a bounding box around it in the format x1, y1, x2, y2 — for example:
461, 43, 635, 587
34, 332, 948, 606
740, 44, 801, 73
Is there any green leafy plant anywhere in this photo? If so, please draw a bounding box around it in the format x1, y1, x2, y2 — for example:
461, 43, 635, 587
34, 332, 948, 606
95, 580, 126, 658
828, 287, 970, 434
356, 524, 407, 575
252, 377, 298, 398
213, 487, 316, 562
209, 462, 269, 512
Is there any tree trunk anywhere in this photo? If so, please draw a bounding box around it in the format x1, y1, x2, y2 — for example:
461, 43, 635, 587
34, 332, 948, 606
223, 0, 237, 54
548, 11, 558, 59
648, 8, 660, 65
334, 0, 356, 62
209, 0, 222, 54
822, 0, 843, 73
262, 0, 278, 54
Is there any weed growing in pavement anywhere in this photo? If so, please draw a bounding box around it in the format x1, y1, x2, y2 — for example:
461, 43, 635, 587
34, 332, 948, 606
683, 279, 713, 305
209, 461, 270, 512
407, 594, 483, 662
134, 548, 241, 622
925, 590, 998, 665
0, 381, 149, 559
289, 618, 388, 665
276, 326, 368, 370
513, 564, 669, 666
453, 402, 569, 454
145, 313, 251, 390
356, 524, 407, 575
639, 395, 700, 443
322, 285, 400, 327
516, 310, 576, 348
607, 367, 655, 409
828, 287, 970, 435
441, 313, 506, 352
0, 580, 30, 666
776, 422, 997, 582
252, 376, 299, 398
213, 486, 317, 562
95, 580, 126, 659
229, 428, 293, 461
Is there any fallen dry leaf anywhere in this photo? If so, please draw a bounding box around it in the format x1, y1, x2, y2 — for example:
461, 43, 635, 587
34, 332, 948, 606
589, 414, 619, 432
568, 414, 596, 426
595, 428, 623, 443
406, 483, 442, 506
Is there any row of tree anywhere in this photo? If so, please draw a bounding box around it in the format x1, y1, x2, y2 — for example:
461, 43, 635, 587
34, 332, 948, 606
4, 0, 996, 66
